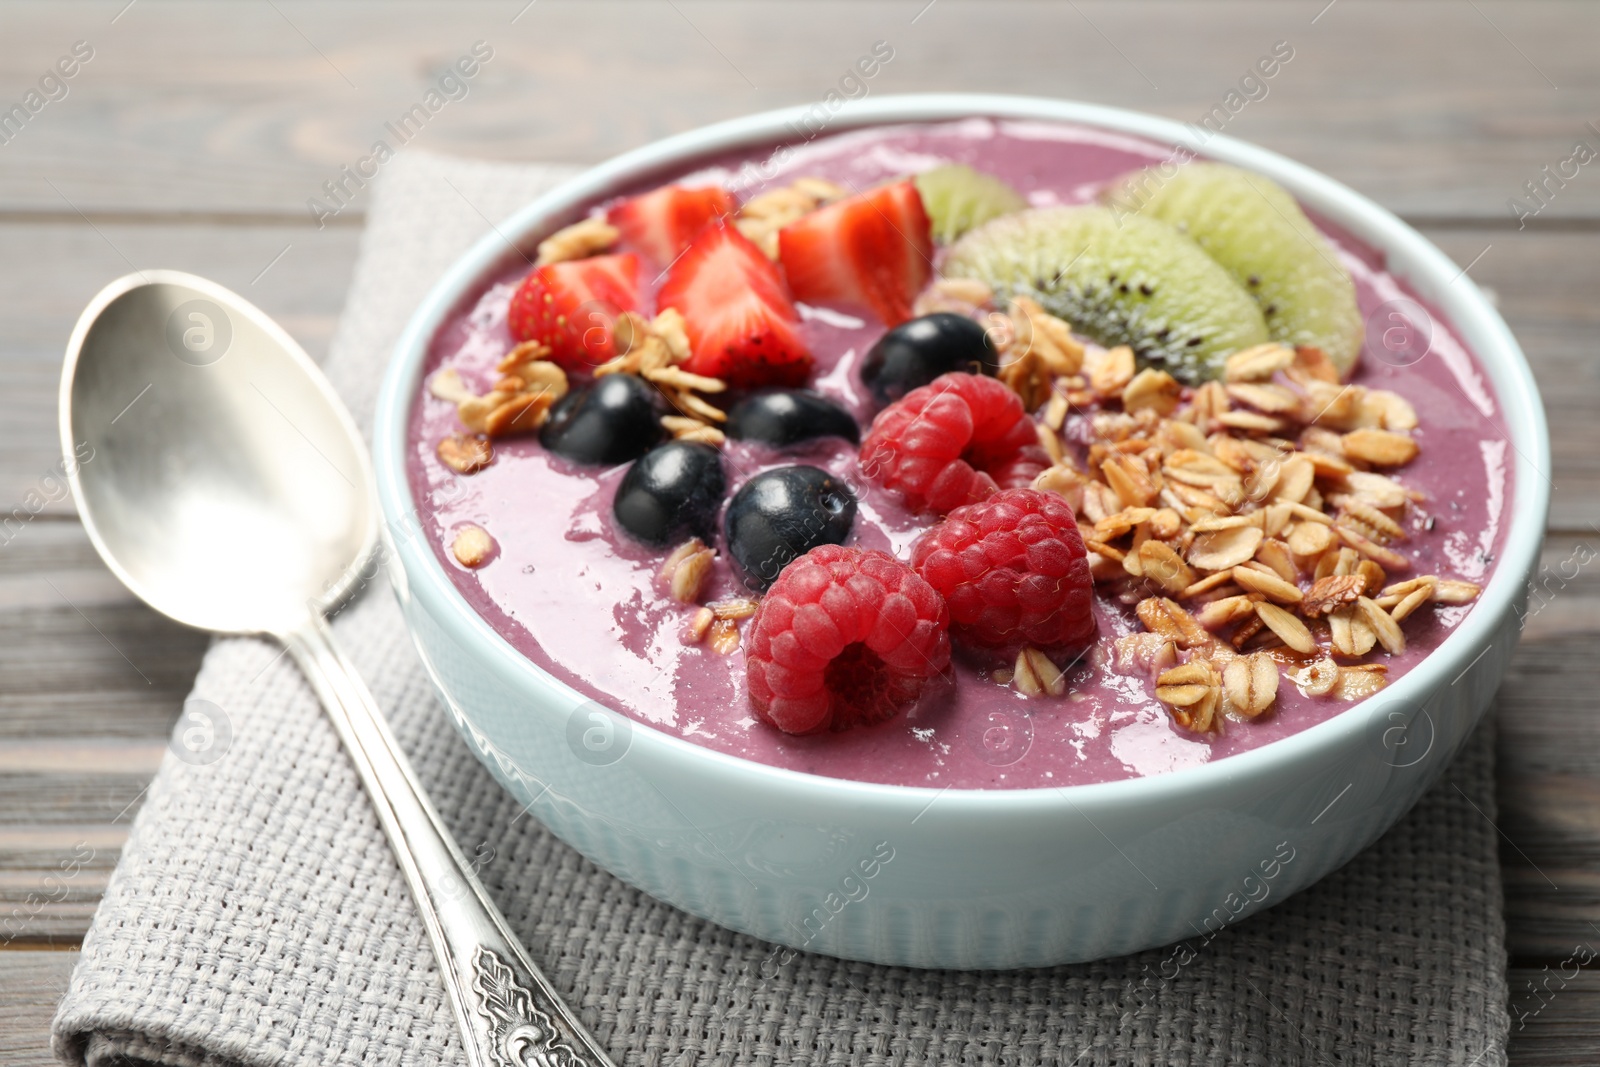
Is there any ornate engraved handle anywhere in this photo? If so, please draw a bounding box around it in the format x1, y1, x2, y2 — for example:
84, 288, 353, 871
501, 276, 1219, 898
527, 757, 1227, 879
285, 616, 614, 1067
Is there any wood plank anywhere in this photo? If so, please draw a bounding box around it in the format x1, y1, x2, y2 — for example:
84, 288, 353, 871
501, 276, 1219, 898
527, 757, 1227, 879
0, 820, 124, 942
0, 2, 1596, 220
0, 740, 166, 776
0, 221, 355, 354
0, 772, 155, 827
0, 503, 176, 942
1499, 530, 1600, 962
1508, 967, 1600, 1067
0, 951, 77, 1067
0, 522, 207, 740
1424, 230, 1600, 532
0, 220, 357, 516
0, 222, 1591, 526
0, 520, 194, 942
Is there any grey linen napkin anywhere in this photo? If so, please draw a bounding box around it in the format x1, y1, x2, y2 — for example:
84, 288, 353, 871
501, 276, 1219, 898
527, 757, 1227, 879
52, 152, 1511, 1067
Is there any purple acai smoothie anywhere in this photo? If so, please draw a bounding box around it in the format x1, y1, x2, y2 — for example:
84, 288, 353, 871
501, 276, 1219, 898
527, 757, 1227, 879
405, 118, 1509, 789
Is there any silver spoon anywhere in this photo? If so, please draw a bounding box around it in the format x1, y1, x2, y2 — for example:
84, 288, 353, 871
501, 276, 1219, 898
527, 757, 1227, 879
60, 270, 613, 1067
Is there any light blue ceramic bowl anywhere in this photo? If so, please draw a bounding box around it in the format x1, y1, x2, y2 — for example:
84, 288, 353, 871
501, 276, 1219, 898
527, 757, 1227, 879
372, 95, 1548, 969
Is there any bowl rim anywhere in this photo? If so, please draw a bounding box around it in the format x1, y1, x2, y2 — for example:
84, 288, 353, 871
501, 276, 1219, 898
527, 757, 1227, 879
373, 92, 1550, 813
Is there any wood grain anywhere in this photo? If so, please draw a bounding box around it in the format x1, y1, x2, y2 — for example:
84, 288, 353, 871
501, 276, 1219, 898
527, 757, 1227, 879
0, 224, 1593, 525
0, 1, 1595, 1063
0, 952, 76, 1067
0, 221, 358, 515
0, 2, 1597, 220
1507, 968, 1600, 1067
1499, 530, 1600, 967
0, 523, 209, 743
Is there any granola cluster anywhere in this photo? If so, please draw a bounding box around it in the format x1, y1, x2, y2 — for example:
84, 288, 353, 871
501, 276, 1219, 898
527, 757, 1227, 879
596, 308, 729, 445
430, 340, 571, 470
733, 177, 846, 258
658, 536, 759, 654
970, 288, 1482, 733
533, 215, 619, 266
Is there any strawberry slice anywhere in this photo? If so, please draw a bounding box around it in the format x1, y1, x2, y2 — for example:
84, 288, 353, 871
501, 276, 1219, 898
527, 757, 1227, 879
777, 179, 933, 327
657, 224, 813, 389
608, 184, 738, 269
507, 252, 641, 370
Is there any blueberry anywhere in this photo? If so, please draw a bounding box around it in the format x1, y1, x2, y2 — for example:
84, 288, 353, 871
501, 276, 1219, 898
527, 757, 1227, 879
859, 312, 999, 407
613, 441, 725, 546
726, 390, 859, 447
725, 466, 857, 591
540, 373, 662, 465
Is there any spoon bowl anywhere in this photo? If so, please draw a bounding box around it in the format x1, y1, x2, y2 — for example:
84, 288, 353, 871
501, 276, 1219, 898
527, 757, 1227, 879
61, 270, 374, 636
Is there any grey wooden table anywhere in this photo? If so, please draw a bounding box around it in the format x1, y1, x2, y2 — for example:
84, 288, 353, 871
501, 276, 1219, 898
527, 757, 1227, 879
2, 2, 1597, 1063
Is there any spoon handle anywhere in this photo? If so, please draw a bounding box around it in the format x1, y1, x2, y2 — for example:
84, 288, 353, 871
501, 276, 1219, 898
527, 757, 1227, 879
283, 616, 615, 1067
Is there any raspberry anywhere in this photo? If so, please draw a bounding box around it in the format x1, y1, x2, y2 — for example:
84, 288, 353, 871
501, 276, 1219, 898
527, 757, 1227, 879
910, 487, 1096, 654
858, 372, 1049, 514
745, 544, 951, 735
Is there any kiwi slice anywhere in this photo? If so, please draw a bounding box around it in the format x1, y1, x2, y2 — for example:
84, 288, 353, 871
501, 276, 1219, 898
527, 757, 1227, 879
943, 204, 1269, 384
914, 164, 1029, 243
1105, 163, 1362, 376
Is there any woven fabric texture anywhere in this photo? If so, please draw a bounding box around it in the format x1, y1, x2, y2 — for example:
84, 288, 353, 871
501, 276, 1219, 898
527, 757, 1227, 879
51, 152, 1510, 1067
